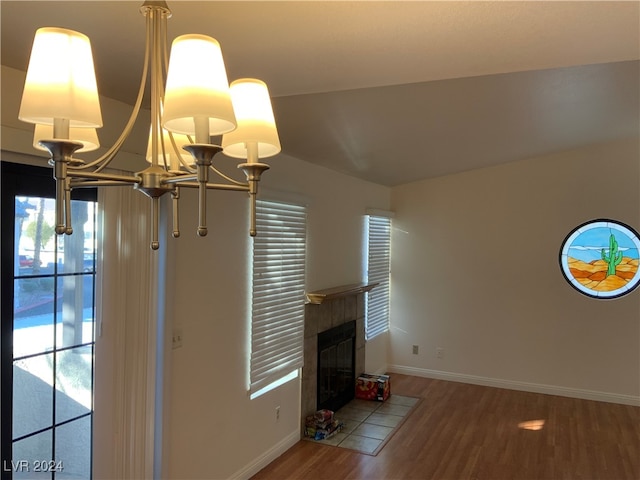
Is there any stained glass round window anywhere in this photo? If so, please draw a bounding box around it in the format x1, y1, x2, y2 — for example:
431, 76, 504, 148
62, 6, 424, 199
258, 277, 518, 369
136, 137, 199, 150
559, 219, 640, 299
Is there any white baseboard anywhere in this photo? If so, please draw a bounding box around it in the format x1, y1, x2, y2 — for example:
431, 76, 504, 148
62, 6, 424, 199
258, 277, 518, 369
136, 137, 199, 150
387, 364, 640, 407
371, 364, 389, 376
230, 429, 300, 480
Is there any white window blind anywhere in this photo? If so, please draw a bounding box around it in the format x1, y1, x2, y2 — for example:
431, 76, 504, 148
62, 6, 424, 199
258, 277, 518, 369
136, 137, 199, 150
366, 215, 391, 340
250, 199, 307, 397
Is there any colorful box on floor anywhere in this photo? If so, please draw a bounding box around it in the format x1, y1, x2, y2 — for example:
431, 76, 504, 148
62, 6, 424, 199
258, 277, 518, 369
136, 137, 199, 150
304, 419, 344, 441
314, 409, 333, 423
355, 374, 390, 401
304, 410, 344, 441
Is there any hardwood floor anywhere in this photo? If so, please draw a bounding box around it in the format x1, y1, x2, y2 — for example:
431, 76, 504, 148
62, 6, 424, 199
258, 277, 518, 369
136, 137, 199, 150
251, 374, 640, 480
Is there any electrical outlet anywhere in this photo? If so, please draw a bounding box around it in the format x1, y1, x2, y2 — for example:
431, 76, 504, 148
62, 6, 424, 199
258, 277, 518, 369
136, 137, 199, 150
436, 347, 444, 359
172, 329, 183, 349
275, 406, 280, 422
412, 345, 419, 355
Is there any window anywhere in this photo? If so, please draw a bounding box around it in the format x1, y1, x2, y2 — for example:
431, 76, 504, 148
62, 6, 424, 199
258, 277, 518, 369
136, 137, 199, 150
559, 219, 640, 299
365, 215, 391, 340
1, 162, 97, 479
249, 200, 307, 398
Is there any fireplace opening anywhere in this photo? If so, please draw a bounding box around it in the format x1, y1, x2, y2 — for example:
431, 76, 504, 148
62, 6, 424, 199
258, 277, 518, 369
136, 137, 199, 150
317, 320, 356, 412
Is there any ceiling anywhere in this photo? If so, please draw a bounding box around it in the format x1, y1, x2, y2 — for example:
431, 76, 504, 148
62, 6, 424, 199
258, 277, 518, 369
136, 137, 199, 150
1, 1, 639, 186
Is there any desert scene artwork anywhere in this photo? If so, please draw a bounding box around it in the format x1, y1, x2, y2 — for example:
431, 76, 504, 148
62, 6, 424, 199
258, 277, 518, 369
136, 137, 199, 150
560, 220, 640, 299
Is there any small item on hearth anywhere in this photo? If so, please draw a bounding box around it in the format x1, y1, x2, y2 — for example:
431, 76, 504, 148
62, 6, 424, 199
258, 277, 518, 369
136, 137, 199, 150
355, 373, 391, 401
314, 409, 334, 423
304, 409, 344, 440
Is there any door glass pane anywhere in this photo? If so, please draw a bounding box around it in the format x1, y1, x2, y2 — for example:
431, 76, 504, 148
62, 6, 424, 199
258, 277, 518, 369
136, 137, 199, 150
55, 200, 95, 275
55, 416, 91, 479
12, 430, 53, 479
55, 346, 93, 424
13, 278, 55, 358
56, 275, 95, 349
14, 197, 55, 277
13, 354, 54, 439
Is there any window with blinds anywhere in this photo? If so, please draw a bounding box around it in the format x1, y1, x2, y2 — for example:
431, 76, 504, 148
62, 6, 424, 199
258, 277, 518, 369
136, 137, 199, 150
365, 215, 391, 340
250, 199, 307, 398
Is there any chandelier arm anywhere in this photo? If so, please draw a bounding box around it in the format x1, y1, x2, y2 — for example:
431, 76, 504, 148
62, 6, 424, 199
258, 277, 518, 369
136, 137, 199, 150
171, 188, 180, 238
56, 176, 67, 235
170, 181, 249, 192
196, 165, 208, 236
207, 164, 247, 187
177, 160, 196, 174
161, 9, 170, 73
67, 170, 140, 184
177, 155, 197, 173
161, 173, 197, 185
150, 5, 162, 169
249, 189, 257, 237
74, 10, 153, 172
151, 197, 160, 250
170, 132, 197, 174
160, 12, 188, 172
158, 124, 168, 171
70, 180, 138, 188
38, 140, 83, 234
239, 163, 270, 237
56, 174, 68, 234
180, 144, 223, 237
64, 177, 73, 234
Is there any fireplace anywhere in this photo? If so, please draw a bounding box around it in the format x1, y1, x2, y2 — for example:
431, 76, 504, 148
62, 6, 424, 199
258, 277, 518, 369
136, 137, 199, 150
301, 283, 377, 435
317, 320, 356, 412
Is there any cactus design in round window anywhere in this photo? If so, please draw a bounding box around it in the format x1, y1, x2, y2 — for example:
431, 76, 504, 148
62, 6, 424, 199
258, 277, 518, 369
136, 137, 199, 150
559, 219, 640, 299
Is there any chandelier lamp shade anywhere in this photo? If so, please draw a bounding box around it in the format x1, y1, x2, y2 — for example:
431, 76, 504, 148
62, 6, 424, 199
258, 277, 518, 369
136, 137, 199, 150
162, 34, 237, 139
18, 1, 280, 249
19, 27, 103, 130
222, 79, 281, 161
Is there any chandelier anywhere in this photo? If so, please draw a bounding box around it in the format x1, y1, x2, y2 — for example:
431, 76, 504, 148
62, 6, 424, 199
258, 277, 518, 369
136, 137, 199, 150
18, 1, 280, 250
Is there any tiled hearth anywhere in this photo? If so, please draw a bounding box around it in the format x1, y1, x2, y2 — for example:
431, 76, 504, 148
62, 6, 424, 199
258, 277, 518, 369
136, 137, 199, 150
301, 283, 377, 435
318, 394, 419, 455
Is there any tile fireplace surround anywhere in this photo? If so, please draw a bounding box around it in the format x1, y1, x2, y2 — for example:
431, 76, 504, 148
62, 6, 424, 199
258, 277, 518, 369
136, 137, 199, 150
301, 283, 377, 435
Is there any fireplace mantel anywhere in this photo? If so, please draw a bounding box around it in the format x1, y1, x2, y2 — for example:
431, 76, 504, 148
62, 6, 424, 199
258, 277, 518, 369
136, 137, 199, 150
306, 282, 378, 305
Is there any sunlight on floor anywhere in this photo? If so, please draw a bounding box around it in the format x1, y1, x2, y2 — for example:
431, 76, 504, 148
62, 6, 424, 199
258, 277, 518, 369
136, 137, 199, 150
518, 419, 546, 431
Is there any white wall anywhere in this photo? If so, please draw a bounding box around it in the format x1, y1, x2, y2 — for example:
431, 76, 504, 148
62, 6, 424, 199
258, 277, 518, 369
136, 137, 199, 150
389, 138, 640, 404
165, 155, 390, 478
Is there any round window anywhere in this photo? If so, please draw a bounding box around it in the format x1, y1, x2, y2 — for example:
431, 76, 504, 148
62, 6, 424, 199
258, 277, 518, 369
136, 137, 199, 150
559, 219, 640, 299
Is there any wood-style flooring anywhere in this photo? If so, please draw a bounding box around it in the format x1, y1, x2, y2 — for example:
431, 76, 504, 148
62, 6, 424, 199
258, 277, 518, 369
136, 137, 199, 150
251, 374, 640, 480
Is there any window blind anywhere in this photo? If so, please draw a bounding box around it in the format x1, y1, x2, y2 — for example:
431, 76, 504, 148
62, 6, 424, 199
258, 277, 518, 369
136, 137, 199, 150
250, 199, 307, 396
366, 215, 391, 340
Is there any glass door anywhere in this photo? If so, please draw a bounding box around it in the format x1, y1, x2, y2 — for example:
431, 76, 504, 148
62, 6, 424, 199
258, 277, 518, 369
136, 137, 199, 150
2, 162, 97, 480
